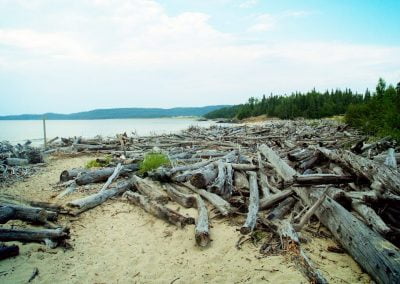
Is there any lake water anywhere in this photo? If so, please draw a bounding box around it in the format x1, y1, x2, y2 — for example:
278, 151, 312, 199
0, 118, 216, 144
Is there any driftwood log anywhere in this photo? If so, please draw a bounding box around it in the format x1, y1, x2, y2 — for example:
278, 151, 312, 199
125, 191, 194, 228
195, 195, 210, 247
240, 171, 259, 234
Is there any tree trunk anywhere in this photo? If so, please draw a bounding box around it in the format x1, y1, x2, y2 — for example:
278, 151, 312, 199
163, 183, 196, 208
0, 227, 69, 245
259, 189, 293, 210
294, 174, 355, 185
195, 195, 210, 247
240, 171, 259, 234
132, 176, 170, 204
67, 180, 132, 214
0, 204, 57, 224
125, 191, 194, 228
74, 164, 138, 185
0, 244, 19, 260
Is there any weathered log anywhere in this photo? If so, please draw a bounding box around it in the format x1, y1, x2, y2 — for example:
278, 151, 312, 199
74, 164, 138, 185
240, 171, 259, 234
384, 148, 397, 169
298, 155, 321, 171
259, 189, 293, 210
0, 244, 19, 260
351, 201, 391, 236
293, 186, 329, 232
230, 163, 258, 171
99, 163, 123, 192
195, 195, 210, 247
190, 164, 217, 189
257, 152, 271, 198
279, 221, 328, 284
259, 144, 296, 183
294, 174, 355, 185
67, 180, 132, 214
182, 183, 233, 216
72, 144, 117, 151
317, 147, 400, 195
261, 145, 400, 283
163, 183, 196, 208
296, 186, 400, 284
288, 148, 313, 162
6, 158, 29, 166
234, 171, 249, 191
56, 181, 77, 199
0, 227, 69, 245
59, 168, 89, 182
223, 163, 234, 197
209, 161, 226, 194
132, 176, 169, 204
266, 197, 296, 221
373, 152, 400, 164
125, 191, 194, 228
0, 204, 57, 224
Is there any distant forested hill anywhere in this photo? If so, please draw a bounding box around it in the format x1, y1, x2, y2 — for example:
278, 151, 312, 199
0, 105, 228, 120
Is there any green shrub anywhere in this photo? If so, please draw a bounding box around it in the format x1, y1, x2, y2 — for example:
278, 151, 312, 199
139, 152, 170, 174
85, 156, 112, 168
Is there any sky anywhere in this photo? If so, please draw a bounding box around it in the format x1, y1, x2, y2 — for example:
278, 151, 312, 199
0, 0, 399, 115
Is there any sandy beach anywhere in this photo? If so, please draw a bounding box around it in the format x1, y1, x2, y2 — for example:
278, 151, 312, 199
0, 155, 370, 284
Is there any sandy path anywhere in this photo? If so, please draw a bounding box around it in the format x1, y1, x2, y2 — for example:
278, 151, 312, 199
0, 156, 370, 283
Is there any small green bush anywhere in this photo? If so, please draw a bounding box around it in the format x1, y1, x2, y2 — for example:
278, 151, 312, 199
139, 152, 170, 174
85, 156, 112, 169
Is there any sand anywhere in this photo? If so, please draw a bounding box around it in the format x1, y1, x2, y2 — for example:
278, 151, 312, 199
0, 156, 370, 283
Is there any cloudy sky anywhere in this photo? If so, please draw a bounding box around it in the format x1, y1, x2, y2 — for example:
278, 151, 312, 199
0, 0, 399, 115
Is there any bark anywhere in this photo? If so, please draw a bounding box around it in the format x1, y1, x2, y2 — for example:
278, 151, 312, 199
351, 201, 391, 236
0, 244, 19, 260
182, 183, 233, 216
125, 191, 194, 228
240, 171, 259, 234
190, 164, 217, 189
132, 176, 169, 204
208, 161, 226, 194
259, 144, 297, 183
6, 158, 29, 166
67, 180, 132, 214
163, 183, 196, 208
0, 227, 69, 245
0, 204, 57, 224
74, 164, 138, 185
259, 189, 294, 210
266, 197, 296, 221
296, 186, 400, 284
195, 195, 210, 247
279, 221, 328, 284
234, 171, 249, 191
317, 147, 400, 195
223, 163, 234, 198
294, 174, 355, 185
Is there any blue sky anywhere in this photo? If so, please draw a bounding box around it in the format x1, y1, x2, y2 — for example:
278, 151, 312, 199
0, 0, 399, 115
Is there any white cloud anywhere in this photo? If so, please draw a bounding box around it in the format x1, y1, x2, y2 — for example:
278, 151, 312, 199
248, 10, 313, 32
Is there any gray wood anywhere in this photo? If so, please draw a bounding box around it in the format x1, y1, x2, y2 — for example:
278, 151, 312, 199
240, 171, 259, 234
195, 195, 210, 247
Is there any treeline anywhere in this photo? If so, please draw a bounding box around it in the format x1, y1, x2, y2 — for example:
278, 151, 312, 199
205, 89, 364, 120
345, 79, 400, 141
204, 78, 400, 140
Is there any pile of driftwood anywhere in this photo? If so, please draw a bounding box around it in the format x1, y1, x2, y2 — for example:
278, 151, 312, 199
0, 141, 44, 185
1, 120, 400, 284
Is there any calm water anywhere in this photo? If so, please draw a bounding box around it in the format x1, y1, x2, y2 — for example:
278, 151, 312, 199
0, 118, 216, 144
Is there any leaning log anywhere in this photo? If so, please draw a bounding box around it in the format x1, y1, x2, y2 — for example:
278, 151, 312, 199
259, 189, 293, 210
240, 171, 259, 234
209, 161, 226, 194
259, 144, 296, 183
125, 191, 194, 228
279, 221, 328, 284
195, 195, 210, 247
266, 197, 296, 221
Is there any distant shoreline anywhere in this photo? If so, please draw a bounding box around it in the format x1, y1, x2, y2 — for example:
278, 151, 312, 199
0, 105, 228, 120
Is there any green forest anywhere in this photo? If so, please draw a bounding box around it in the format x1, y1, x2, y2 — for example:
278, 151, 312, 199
204, 78, 400, 140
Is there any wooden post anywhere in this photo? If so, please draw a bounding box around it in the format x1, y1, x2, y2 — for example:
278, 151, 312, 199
43, 117, 47, 149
